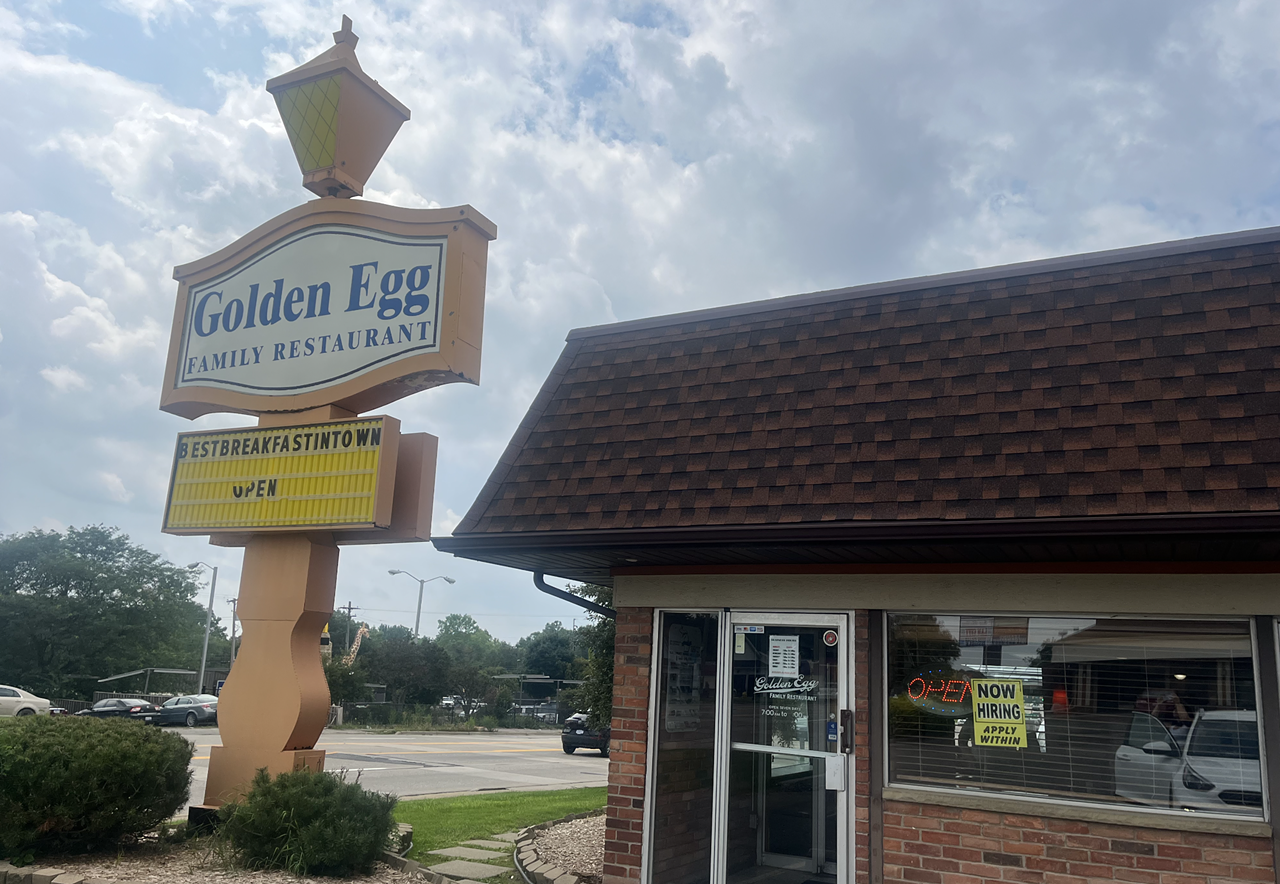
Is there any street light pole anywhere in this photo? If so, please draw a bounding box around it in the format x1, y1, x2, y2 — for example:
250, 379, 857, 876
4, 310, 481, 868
229, 597, 239, 665
387, 570, 456, 638
412, 575, 425, 638
189, 562, 218, 694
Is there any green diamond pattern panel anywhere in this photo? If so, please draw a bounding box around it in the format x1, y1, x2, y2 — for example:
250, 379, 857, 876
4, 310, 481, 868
276, 75, 342, 172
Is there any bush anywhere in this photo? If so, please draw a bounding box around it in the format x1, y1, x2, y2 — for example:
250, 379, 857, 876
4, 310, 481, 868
0, 716, 193, 857
219, 768, 397, 877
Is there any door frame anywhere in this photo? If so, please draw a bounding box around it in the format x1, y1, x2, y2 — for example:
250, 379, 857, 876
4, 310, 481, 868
710, 610, 855, 883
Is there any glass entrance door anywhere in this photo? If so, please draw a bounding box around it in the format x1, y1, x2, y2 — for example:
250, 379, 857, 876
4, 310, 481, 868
716, 613, 851, 884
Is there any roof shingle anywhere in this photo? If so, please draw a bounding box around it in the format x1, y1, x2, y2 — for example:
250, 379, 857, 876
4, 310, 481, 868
452, 234, 1280, 545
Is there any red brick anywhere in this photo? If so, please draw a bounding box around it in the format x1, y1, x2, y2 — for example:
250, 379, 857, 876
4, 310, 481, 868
1021, 831, 1067, 847
904, 841, 945, 858
961, 809, 1004, 824
921, 856, 962, 873
1041, 875, 1091, 884
1066, 862, 1115, 879
1004, 814, 1048, 830
1201, 848, 1251, 865
1025, 856, 1070, 874
1045, 820, 1091, 835
1064, 835, 1110, 850
1088, 851, 1137, 869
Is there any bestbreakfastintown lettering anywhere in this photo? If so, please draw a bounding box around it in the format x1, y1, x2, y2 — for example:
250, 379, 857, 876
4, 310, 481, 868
184, 320, 435, 376
177, 425, 382, 461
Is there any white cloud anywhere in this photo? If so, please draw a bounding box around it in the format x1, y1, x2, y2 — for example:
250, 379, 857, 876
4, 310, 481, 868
5, 0, 1280, 638
433, 508, 464, 538
40, 365, 88, 392
97, 471, 134, 504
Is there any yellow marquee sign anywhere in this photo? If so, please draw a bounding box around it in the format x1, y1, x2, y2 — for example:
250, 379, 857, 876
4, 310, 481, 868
162, 416, 399, 533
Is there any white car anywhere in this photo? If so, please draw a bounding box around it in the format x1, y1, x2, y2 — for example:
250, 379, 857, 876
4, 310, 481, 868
1115, 709, 1261, 814
0, 685, 51, 716
1172, 710, 1262, 814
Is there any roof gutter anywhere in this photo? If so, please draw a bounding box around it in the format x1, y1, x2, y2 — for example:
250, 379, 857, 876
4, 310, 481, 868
534, 572, 616, 619
437, 511, 1280, 555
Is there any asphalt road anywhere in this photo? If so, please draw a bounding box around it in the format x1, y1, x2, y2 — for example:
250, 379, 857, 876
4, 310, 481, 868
177, 727, 609, 808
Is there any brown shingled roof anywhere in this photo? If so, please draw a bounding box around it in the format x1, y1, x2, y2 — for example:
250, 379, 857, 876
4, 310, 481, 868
435, 227, 1280, 581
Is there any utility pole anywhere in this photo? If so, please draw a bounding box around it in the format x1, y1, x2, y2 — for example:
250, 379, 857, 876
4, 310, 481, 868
190, 562, 218, 694
340, 601, 360, 650
229, 598, 239, 666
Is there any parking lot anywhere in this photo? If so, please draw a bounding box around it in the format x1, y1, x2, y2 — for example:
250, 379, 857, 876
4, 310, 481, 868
178, 728, 609, 808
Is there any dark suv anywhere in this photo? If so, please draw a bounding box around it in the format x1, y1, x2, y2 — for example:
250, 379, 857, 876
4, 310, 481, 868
561, 712, 610, 756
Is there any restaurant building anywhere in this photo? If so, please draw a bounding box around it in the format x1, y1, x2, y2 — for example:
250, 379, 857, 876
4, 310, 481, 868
434, 226, 1280, 884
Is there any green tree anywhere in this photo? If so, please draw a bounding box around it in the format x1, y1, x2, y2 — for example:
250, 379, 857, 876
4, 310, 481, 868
561, 585, 614, 729
434, 614, 516, 716
517, 621, 583, 681
358, 625, 451, 705
0, 526, 229, 698
322, 655, 369, 704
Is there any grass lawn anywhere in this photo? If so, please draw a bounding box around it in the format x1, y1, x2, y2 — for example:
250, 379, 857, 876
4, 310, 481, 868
394, 786, 607, 861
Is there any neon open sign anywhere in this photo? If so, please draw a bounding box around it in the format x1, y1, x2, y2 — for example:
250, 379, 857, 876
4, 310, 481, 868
905, 669, 973, 717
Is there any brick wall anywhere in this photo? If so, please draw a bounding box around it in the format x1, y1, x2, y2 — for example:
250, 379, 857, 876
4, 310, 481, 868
604, 607, 653, 884
854, 610, 871, 884
883, 800, 1274, 884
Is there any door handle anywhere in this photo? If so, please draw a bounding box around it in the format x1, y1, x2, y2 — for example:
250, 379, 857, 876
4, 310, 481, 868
840, 709, 855, 754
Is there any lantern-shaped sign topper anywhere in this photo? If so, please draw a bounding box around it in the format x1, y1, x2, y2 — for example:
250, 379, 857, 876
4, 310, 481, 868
266, 16, 410, 198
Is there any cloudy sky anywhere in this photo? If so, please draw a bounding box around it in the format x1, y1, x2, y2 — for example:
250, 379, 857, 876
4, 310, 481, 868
3, 0, 1279, 642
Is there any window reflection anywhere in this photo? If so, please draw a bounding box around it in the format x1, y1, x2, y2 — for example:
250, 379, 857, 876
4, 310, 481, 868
887, 614, 1261, 817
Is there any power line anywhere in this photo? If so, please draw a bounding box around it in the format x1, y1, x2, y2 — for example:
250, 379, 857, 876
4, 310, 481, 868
355, 607, 571, 618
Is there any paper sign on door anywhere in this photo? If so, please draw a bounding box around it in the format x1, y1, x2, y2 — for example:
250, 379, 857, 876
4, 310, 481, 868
768, 635, 800, 678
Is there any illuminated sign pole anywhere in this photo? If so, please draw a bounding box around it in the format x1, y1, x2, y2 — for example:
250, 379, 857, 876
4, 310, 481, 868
161, 17, 495, 816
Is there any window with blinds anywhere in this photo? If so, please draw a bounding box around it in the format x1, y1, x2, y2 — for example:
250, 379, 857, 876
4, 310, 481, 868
886, 614, 1262, 817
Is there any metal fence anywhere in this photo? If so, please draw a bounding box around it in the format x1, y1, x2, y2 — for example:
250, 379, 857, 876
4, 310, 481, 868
51, 698, 91, 713
91, 691, 180, 706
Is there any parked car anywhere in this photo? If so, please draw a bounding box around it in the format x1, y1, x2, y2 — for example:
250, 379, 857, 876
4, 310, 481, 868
562, 712, 610, 756
75, 698, 157, 719
1115, 711, 1184, 806
142, 694, 218, 727
1115, 709, 1262, 814
0, 685, 51, 716
1172, 710, 1262, 814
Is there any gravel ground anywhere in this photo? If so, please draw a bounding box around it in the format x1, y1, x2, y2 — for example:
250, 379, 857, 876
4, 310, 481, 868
38, 839, 425, 883
530, 814, 605, 881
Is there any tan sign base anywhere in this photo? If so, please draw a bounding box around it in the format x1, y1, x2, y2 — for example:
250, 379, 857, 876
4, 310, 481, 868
201, 532, 337, 806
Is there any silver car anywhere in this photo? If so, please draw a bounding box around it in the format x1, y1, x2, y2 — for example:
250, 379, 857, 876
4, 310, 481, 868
1115, 709, 1261, 814
0, 685, 51, 716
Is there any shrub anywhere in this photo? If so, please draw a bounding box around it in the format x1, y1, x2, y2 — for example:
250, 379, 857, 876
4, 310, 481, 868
0, 716, 193, 857
219, 768, 397, 877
